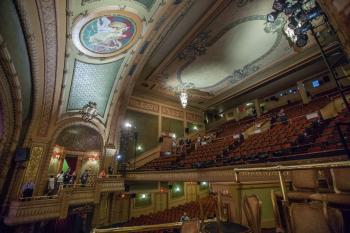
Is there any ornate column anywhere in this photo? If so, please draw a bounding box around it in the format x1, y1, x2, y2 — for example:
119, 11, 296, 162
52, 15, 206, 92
297, 81, 310, 104
21, 142, 48, 196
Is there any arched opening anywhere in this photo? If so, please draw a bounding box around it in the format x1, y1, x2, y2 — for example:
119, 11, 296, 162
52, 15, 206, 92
48, 125, 103, 184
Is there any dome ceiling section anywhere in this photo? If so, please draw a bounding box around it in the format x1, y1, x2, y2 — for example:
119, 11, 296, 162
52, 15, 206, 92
62, 0, 161, 122
143, 0, 304, 107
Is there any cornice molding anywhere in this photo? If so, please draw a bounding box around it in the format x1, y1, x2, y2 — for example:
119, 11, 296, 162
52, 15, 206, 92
0, 34, 23, 191
35, 0, 58, 137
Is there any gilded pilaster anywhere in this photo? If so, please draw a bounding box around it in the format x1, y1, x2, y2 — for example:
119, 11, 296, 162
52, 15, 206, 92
21, 143, 47, 196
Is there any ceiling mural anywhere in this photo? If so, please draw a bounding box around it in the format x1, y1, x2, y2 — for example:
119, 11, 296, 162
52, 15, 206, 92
72, 9, 142, 58
136, 0, 302, 107
67, 58, 124, 117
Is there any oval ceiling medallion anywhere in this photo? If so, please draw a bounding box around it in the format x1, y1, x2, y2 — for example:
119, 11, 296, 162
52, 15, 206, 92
72, 9, 142, 58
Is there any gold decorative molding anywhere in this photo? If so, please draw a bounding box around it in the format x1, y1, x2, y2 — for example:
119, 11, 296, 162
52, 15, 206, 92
22, 145, 45, 186
161, 106, 184, 119
128, 97, 160, 113
126, 156, 347, 182
186, 112, 202, 123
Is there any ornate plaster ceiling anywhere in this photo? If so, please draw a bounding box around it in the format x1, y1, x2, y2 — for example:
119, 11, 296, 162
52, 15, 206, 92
62, 0, 164, 121
56, 125, 103, 152
135, 0, 327, 109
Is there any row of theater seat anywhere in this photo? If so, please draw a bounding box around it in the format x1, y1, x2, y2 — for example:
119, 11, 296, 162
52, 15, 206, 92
140, 95, 349, 170
121, 197, 216, 233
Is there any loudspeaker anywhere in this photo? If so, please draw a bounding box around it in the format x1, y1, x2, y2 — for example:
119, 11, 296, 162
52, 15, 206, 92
14, 148, 30, 162
168, 184, 173, 190
185, 128, 189, 134
124, 184, 130, 192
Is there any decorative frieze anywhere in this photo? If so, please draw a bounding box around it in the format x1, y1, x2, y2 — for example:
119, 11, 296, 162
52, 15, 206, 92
186, 112, 202, 123
129, 97, 160, 113
161, 106, 184, 119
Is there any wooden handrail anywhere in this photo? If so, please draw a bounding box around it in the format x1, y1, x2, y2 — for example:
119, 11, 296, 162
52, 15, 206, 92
233, 161, 350, 173
93, 219, 217, 233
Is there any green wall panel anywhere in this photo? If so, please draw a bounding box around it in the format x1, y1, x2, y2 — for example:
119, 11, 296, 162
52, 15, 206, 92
135, 193, 152, 208
162, 117, 184, 138
187, 122, 204, 134
125, 110, 159, 160
171, 182, 184, 199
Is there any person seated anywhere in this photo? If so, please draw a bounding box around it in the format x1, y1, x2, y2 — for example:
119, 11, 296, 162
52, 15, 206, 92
21, 181, 34, 199
278, 109, 288, 124
180, 212, 190, 222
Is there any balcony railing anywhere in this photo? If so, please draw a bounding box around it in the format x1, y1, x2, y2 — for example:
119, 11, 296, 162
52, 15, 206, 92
4, 176, 124, 225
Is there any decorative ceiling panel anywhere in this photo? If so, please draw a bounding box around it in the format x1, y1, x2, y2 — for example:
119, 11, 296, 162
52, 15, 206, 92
67, 58, 124, 116
56, 125, 102, 152
137, 0, 315, 107
134, 0, 156, 10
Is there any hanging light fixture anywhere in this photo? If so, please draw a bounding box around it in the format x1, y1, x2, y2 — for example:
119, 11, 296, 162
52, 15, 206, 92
80, 101, 98, 121
170, 82, 194, 109
179, 90, 188, 108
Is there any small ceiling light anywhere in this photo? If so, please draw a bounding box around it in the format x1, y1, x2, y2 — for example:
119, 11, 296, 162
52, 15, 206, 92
141, 194, 147, 199
193, 125, 198, 131
136, 145, 143, 151
267, 11, 280, 23
175, 186, 180, 192
117, 154, 122, 160
125, 122, 132, 128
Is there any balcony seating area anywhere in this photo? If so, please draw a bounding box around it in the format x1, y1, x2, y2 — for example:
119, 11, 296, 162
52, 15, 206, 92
309, 111, 350, 152
141, 155, 180, 170
140, 94, 349, 171
121, 197, 216, 231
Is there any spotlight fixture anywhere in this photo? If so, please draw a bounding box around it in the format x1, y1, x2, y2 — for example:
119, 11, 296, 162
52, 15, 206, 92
267, 0, 324, 48
267, 11, 280, 23
272, 0, 286, 11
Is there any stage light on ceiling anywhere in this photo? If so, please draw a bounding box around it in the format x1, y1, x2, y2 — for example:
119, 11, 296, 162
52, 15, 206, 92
267, 11, 280, 23
295, 34, 308, 47
117, 154, 122, 160
272, 0, 286, 11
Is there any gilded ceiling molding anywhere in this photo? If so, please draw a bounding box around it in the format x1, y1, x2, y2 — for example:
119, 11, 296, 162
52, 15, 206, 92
161, 106, 184, 119
15, 0, 45, 145
35, 0, 58, 137
0, 35, 23, 192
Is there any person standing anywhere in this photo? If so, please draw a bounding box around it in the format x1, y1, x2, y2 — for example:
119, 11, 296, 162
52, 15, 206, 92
56, 171, 64, 190
80, 170, 89, 186
47, 175, 55, 196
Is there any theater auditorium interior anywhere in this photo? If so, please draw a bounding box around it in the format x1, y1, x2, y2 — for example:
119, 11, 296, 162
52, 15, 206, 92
0, 0, 350, 233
